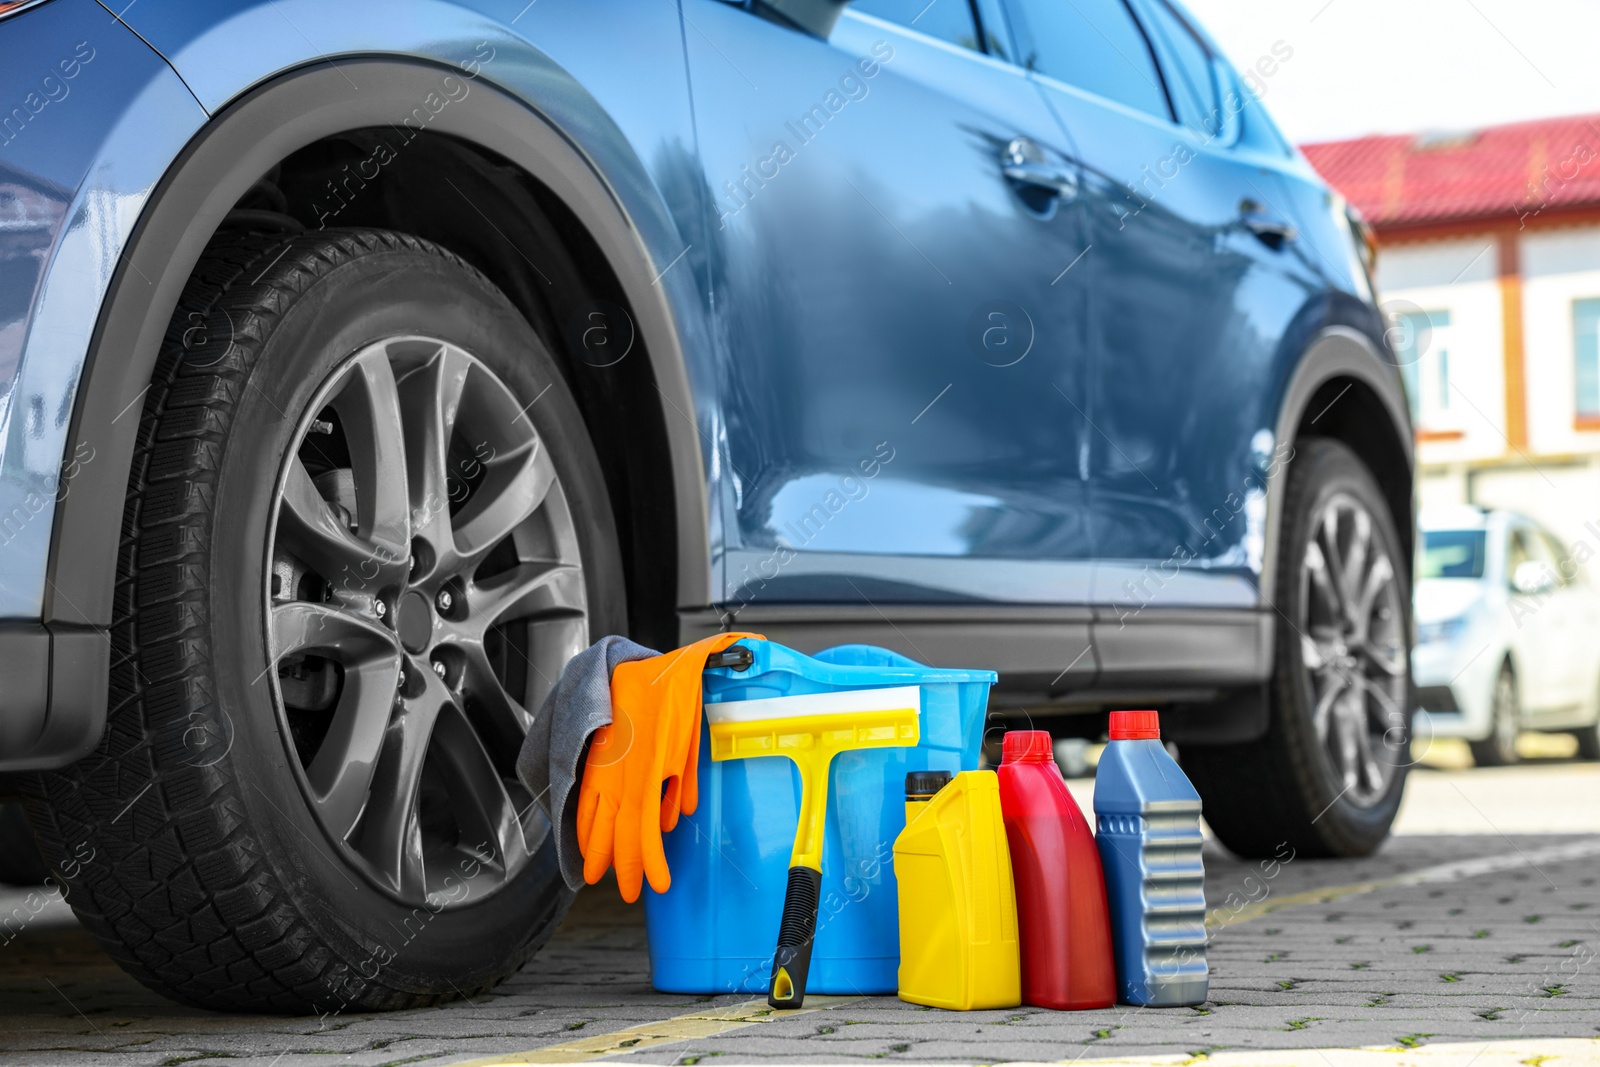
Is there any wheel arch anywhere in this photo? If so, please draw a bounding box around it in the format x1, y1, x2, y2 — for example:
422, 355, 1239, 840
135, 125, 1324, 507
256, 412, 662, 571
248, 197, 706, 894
46, 58, 712, 649
1262, 324, 1415, 606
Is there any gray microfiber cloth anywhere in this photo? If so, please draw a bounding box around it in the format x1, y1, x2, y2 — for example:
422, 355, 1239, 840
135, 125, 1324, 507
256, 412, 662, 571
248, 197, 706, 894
517, 635, 658, 890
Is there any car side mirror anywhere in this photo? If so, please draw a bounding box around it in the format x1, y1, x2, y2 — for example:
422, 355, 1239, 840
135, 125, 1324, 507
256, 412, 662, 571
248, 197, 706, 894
1511, 560, 1557, 596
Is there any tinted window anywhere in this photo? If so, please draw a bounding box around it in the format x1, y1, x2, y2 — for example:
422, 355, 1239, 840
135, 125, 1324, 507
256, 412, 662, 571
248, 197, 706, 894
1421, 530, 1485, 580
1128, 0, 1219, 135
853, 0, 983, 52
1006, 0, 1170, 119
972, 0, 1015, 59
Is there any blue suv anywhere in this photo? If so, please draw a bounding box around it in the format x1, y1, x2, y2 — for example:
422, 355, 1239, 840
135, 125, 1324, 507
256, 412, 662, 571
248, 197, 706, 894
0, 0, 1413, 1012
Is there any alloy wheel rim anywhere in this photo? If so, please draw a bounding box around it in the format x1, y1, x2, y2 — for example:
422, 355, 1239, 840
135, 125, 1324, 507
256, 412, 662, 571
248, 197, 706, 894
1297, 491, 1408, 808
264, 336, 588, 907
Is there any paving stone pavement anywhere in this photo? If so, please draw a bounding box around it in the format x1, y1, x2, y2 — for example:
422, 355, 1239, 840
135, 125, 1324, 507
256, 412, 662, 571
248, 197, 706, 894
2, 765, 1598, 1066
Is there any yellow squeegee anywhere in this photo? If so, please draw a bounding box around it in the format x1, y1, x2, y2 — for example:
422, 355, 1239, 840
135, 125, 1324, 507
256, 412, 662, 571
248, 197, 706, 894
706, 685, 921, 1009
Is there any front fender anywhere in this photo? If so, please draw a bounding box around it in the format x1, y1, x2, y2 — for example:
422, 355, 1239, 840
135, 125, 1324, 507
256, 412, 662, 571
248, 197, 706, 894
9, 5, 714, 770
1261, 320, 1414, 607
49, 9, 716, 629
0, 0, 205, 619
0, 0, 202, 770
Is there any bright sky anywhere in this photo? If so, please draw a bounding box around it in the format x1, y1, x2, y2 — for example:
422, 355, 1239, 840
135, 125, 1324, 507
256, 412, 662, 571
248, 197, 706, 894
1181, 0, 1600, 145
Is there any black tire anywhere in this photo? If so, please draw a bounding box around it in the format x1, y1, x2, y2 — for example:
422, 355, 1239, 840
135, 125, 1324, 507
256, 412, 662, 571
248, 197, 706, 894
0, 802, 48, 886
24, 229, 623, 1013
1184, 438, 1412, 858
1469, 664, 1520, 767
1571, 696, 1600, 761
1572, 725, 1600, 761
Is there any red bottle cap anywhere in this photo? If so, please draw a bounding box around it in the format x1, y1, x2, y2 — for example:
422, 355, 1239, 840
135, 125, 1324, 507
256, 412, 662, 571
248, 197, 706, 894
1001, 729, 1054, 763
1108, 710, 1161, 741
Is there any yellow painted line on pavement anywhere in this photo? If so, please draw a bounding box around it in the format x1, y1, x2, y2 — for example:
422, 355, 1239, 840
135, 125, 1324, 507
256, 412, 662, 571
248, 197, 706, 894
1008, 1036, 1600, 1066
448, 994, 861, 1065
1207, 837, 1600, 930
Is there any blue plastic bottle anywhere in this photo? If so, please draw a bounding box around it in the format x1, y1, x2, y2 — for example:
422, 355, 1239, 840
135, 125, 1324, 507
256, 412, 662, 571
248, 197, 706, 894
1093, 710, 1208, 1006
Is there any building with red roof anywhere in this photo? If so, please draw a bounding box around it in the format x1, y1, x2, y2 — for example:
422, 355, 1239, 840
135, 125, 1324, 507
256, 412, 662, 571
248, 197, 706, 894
1305, 114, 1600, 533
1305, 114, 1600, 235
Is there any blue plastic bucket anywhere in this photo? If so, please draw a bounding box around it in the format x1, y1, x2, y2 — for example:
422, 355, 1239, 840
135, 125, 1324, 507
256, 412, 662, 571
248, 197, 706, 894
642, 640, 997, 994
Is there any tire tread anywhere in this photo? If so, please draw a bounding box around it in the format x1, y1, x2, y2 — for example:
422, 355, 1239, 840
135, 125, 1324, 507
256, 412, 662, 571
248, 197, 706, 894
1184, 437, 1410, 859
23, 228, 511, 1013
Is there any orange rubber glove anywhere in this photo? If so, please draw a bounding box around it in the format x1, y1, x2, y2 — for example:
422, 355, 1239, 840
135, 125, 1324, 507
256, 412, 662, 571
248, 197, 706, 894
576, 632, 762, 902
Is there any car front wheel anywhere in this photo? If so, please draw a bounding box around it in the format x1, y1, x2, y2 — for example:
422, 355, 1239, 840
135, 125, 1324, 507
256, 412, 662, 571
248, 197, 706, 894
1184, 437, 1412, 858
26, 228, 622, 1012
1469, 664, 1520, 767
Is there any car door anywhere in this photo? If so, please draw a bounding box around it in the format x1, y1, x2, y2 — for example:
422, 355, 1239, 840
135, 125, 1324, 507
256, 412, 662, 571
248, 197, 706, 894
1505, 524, 1565, 716
1546, 528, 1600, 718
1533, 528, 1589, 715
1003, 0, 1309, 609
684, 0, 1097, 611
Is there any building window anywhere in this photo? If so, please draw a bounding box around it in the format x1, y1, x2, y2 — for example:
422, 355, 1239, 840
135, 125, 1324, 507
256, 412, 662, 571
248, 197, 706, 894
1575, 298, 1600, 420
1396, 309, 1453, 427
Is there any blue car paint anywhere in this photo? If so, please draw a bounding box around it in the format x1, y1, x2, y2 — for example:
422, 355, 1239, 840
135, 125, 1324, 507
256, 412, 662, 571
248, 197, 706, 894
0, 0, 205, 615
690, 3, 1099, 605
1022, 38, 1325, 610
0, 0, 1375, 624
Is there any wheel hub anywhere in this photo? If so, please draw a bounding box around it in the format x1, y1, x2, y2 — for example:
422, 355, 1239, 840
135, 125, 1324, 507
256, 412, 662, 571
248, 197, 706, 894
396, 589, 434, 653
264, 336, 590, 906
1298, 491, 1409, 808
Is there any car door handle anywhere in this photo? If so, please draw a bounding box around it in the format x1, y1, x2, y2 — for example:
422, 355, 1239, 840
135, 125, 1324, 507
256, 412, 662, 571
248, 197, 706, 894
1238, 199, 1295, 249
1002, 158, 1079, 199
1001, 138, 1078, 202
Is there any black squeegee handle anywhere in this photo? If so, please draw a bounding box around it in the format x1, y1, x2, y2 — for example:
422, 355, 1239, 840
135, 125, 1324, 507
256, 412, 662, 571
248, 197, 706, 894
767, 865, 821, 1009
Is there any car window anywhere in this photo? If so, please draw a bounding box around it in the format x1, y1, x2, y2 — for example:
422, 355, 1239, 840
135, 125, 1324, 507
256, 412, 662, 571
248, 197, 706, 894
1506, 528, 1532, 583
1127, 0, 1220, 136
852, 0, 983, 52
1538, 530, 1575, 586
1507, 527, 1558, 591
1004, 0, 1172, 120
1420, 529, 1485, 580
971, 0, 1015, 59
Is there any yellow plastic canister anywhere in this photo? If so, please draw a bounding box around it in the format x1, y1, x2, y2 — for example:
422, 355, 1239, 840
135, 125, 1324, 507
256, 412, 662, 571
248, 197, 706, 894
894, 769, 1021, 1010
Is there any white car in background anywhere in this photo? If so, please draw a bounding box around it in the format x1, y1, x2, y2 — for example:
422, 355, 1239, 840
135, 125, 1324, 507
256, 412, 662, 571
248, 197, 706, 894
1414, 506, 1600, 765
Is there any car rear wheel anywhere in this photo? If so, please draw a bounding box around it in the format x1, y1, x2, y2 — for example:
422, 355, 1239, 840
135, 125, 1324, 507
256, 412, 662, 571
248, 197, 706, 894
1184, 438, 1411, 858
1574, 725, 1600, 761
1571, 682, 1600, 761
1469, 664, 1520, 767
25, 228, 622, 1012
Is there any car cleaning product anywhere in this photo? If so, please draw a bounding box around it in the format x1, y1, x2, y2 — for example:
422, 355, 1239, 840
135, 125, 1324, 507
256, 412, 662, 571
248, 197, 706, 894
1093, 710, 1208, 1007
895, 769, 1021, 1011
996, 730, 1116, 1010
705, 683, 921, 1009
645, 643, 996, 996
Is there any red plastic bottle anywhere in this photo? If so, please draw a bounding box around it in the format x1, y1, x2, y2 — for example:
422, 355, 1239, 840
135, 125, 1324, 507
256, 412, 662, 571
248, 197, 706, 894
997, 730, 1116, 1010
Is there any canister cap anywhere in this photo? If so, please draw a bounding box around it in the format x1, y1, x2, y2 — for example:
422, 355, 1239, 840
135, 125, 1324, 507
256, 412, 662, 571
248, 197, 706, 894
1000, 730, 1054, 764
905, 770, 953, 799
1109, 709, 1161, 740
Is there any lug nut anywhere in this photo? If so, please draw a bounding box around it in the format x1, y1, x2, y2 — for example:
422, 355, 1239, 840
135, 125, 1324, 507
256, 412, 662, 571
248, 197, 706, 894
432, 660, 448, 680
397, 668, 408, 690
374, 600, 386, 618
436, 589, 453, 613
